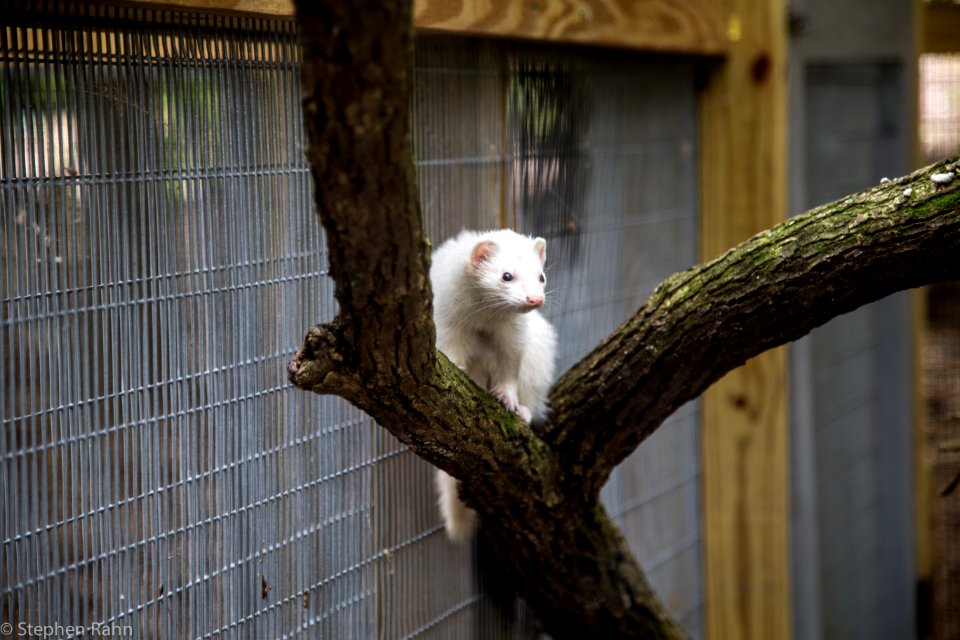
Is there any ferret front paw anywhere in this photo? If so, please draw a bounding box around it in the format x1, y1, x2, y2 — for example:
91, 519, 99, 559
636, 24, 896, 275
515, 404, 532, 423
489, 386, 518, 412
489, 387, 531, 422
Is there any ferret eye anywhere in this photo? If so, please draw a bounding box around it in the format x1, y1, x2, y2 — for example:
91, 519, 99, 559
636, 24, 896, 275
539, 274, 545, 283
502, 272, 513, 282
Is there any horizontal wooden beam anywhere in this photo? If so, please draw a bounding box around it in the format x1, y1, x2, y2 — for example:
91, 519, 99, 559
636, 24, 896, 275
413, 0, 727, 55
923, 1, 960, 53
124, 0, 729, 55
123, 0, 293, 15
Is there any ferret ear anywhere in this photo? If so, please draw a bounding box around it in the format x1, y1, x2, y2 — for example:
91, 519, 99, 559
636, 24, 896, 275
533, 237, 546, 264
471, 240, 497, 269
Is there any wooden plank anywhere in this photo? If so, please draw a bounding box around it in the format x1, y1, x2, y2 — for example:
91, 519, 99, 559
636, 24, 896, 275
123, 0, 728, 55
912, 1, 934, 619
123, 0, 294, 15
913, 288, 934, 620
413, 0, 727, 54
699, 0, 791, 638
923, 2, 960, 53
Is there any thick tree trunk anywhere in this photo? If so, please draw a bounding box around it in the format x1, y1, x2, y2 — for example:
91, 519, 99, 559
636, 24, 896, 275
289, 1, 960, 637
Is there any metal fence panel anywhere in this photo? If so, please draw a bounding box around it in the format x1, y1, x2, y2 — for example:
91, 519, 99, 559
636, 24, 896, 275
3, 6, 702, 638
794, 62, 914, 640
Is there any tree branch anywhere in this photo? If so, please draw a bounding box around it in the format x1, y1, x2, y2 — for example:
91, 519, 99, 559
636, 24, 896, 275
289, 0, 562, 540
288, 0, 960, 636
294, 0, 433, 382
289, 2, 688, 636
546, 161, 960, 492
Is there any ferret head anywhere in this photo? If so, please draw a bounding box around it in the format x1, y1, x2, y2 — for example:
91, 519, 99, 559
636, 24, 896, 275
469, 234, 547, 313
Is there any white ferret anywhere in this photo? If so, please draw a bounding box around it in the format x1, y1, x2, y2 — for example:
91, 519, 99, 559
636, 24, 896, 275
430, 229, 558, 542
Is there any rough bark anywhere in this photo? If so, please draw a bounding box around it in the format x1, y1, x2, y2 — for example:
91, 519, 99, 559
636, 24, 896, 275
289, 1, 960, 637
547, 167, 960, 494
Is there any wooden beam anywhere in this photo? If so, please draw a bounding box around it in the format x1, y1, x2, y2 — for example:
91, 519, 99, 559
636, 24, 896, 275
413, 0, 727, 54
123, 0, 728, 55
913, 287, 935, 625
912, 1, 934, 623
699, 0, 791, 638
122, 0, 294, 15
923, 1, 960, 53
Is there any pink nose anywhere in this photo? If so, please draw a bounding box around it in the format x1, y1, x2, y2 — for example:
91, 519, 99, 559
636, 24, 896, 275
526, 295, 544, 308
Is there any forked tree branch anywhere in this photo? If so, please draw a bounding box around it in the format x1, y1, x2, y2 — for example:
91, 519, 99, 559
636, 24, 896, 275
289, 0, 960, 636
546, 163, 960, 494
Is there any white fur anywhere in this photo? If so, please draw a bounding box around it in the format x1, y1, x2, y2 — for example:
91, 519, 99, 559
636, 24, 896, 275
430, 229, 558, 542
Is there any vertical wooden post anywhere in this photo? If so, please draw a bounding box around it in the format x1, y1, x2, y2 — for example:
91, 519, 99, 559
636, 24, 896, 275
913, 0, 933, 631
913, 287, 934, 632
699, 0, 791, 638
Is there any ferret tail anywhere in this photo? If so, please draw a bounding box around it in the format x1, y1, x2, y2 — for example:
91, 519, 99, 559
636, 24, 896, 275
435, 469, 477, 542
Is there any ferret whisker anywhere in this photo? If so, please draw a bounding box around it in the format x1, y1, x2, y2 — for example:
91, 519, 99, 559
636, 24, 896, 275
447, 299, 511, 330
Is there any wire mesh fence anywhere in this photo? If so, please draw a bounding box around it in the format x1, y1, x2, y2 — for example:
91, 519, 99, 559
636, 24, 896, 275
2, 4, 702, 638
794, 61, 914, 640
920, 53, 960, 164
